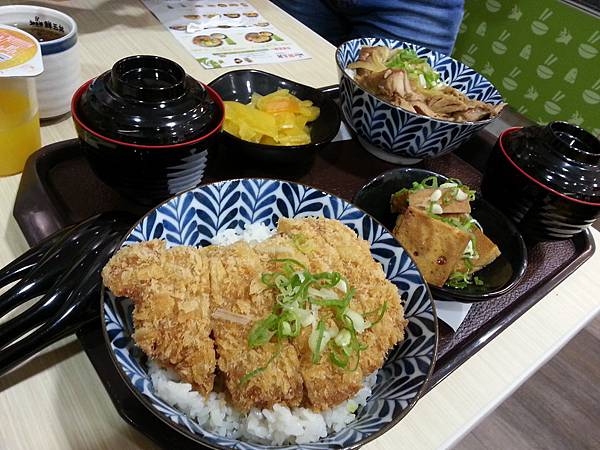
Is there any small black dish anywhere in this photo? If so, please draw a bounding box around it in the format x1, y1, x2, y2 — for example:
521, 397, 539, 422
481, 123, 600, 242
72, 55, 224, 205
208, 69, 341, 165
353, 168, 528, 302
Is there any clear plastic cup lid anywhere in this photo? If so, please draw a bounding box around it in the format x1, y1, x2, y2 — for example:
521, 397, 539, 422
0, 25, 43, 77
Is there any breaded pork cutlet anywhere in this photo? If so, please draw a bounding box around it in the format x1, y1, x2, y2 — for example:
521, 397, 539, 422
276, 218, 407, 410
101, 240, 216, 395
207, 241, 304, 412
299, 218, 408, 375
102, 217, 408, 413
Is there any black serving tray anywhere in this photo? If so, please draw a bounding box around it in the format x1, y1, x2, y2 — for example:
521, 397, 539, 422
13, 87, 595, 445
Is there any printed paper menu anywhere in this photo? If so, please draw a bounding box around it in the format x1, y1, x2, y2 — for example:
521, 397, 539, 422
142, 0, 310, 69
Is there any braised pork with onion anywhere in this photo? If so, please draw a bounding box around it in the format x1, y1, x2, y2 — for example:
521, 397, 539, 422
348, 46, 504, 123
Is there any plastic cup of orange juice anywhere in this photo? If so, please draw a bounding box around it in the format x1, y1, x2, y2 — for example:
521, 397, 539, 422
0, 25, 43, 177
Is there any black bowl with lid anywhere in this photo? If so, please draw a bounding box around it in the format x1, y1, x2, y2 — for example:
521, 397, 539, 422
72, 55, 224, 204
481, 122, 600, 242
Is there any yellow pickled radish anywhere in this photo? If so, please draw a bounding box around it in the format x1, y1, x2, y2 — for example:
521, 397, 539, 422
223, 89, 320, 146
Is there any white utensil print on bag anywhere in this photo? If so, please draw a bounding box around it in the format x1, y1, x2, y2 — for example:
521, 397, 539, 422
486, 0, 502, 13
481, 62, 495, 76
544, 91, 565, 115
519, 44, 532, 60
537, 54, 558, 79
503, 67, 521, 91
555, 28, 572, 45
476, 22, 487, 37
531, 8, 553, 35
492, 30, 511, 55
578, 31, 599, 59
582, 78, 600, 105
524, 86, 539, 101
508, 5, 522, 21
564, 68, 578, 84
461, 44, 478, 66
568, 111, 584, 126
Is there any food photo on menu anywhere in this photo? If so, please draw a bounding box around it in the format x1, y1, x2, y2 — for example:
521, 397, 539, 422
0, 1, 599, 450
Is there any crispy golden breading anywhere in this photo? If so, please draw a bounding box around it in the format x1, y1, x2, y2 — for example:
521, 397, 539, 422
207, 242, 304, 412
277, 218, 407, 409
101, 240, 216, 396
102, 218, 408, 412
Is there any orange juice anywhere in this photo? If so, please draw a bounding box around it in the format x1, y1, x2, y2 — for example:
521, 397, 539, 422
0, 25, 44, 176
0, 89, 41, 176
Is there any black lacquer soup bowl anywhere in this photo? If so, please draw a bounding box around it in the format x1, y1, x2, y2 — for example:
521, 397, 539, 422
482, 123, 600, 242
72, 55, 224, 204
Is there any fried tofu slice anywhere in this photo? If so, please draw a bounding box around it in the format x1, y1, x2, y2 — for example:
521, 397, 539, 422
101, 240, 216, 395
207, 241, 304, 413
390, 190, 410, 214
408, 188, 471, 214
390, 188, 471, 214
452, 227, 501, 273
393, 206, 471, 287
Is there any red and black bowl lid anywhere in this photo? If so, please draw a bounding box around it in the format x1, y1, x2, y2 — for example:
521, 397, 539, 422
499, 122, 600, 206
74, 55, 222, 146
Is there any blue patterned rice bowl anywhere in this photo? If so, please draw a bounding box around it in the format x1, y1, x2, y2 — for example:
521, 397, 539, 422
103, 178, 437, 449
336, 37, 503, 164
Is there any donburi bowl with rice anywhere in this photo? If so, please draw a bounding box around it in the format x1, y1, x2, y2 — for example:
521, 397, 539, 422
101, 178, 437, 449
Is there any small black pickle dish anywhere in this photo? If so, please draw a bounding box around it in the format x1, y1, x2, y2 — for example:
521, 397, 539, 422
209, 69, 341, 165
481, 122, 600, 242
72, 55, 224, 204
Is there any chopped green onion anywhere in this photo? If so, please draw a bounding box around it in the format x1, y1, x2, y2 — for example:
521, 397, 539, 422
446, 266, 484, 289
244, 257, 389, 377
335, 329, 352, 347
365, 300, 388, 328
309, 320, 327, 363
347, 400, 358, 413
280, 321, 292, 336
329, 347, 349, 368
385, 49, 441, 89
248, 313, 278, 348
291, 233, 312, 254
343, 308, 366, 334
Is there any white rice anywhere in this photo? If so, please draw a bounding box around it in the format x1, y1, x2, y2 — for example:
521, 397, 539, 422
148, 222, 377, 445
210, 222, 276, 246
149, 362, 377, 445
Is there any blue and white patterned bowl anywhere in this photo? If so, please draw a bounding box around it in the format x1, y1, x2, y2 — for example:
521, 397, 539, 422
336, 37, 503, 165
102, 178, 437, 449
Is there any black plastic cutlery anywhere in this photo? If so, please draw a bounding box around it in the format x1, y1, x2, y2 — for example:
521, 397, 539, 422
0, 213, 134, 377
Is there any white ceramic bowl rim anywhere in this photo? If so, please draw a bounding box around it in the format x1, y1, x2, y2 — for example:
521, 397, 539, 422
0, 5, 77, 45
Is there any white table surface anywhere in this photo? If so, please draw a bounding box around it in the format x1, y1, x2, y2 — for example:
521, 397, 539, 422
0, 1, 599, 449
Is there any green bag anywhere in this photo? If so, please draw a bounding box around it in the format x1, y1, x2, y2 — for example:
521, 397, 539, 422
453, 0, 599, 137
